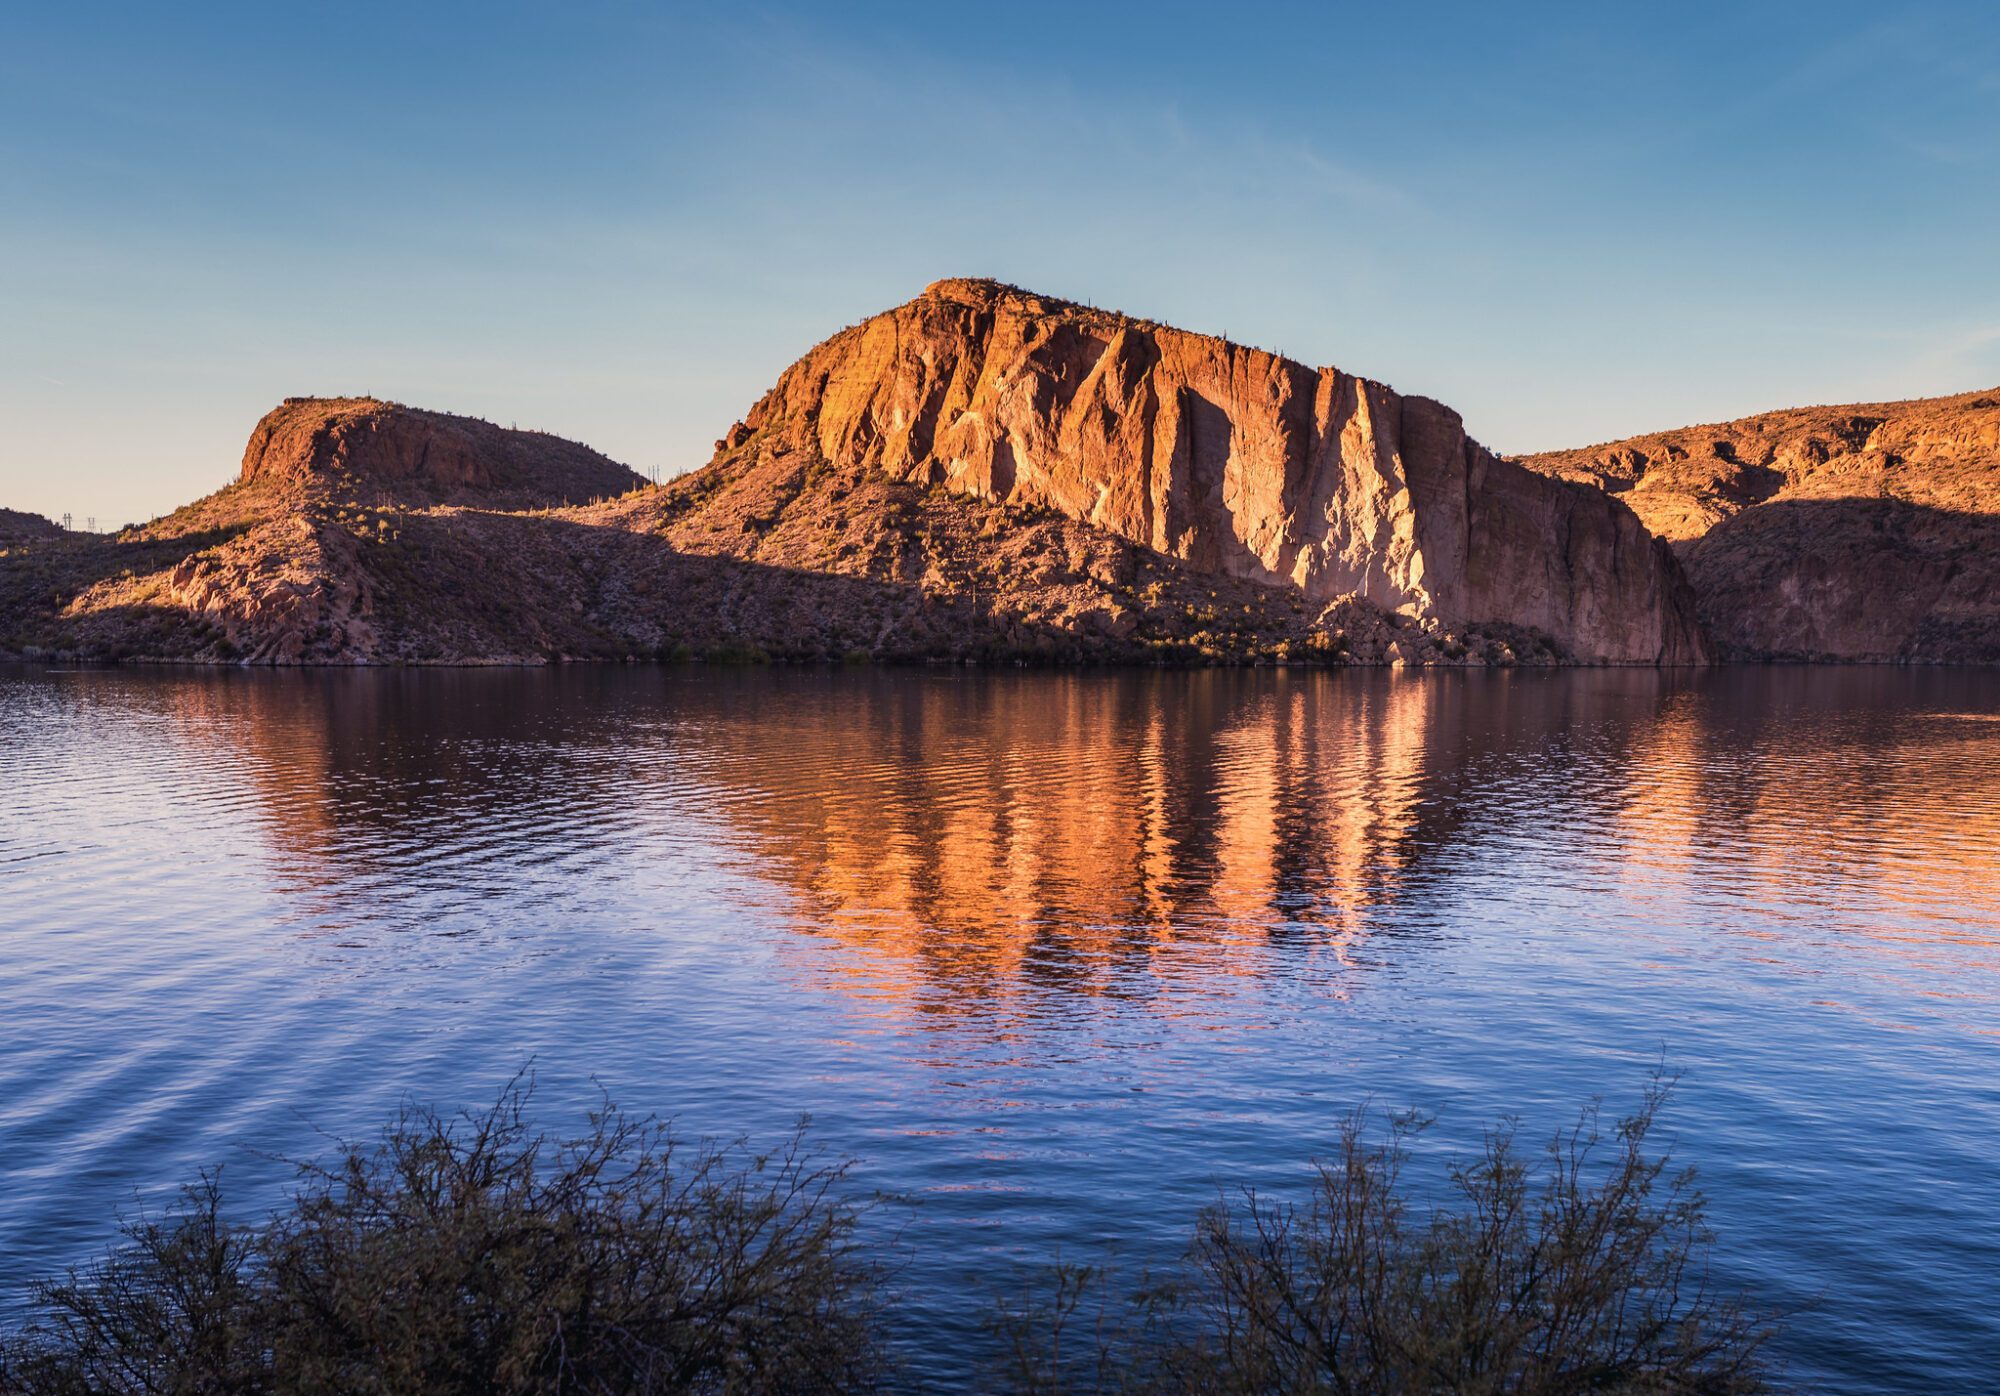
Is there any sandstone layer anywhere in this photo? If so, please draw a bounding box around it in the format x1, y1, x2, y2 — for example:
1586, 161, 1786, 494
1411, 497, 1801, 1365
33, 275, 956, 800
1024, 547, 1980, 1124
1522, 389, 2000, 660
729, 279, 1704, 664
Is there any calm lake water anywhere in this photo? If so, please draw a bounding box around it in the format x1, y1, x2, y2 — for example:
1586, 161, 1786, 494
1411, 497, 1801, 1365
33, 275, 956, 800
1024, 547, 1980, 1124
2, 664, 1997, 1389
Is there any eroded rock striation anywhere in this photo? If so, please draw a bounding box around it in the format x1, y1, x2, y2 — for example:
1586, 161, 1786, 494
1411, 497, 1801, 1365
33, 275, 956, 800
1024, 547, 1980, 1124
731, 279, 1704, 663
1522, 389, 2000, 660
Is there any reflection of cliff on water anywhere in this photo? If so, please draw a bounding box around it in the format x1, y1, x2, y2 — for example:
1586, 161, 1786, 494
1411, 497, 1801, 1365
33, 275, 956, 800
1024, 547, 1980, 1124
125, 665, 2000, 999
708, 670, 1689, 987
1604, 668, 2000, 956
131, 668, 707, 936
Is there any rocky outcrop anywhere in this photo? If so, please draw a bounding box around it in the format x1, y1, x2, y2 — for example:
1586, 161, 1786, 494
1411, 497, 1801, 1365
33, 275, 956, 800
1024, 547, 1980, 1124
1521, 389, 2000, 660
241, 397, 644, 508
731, 279, 1704, 663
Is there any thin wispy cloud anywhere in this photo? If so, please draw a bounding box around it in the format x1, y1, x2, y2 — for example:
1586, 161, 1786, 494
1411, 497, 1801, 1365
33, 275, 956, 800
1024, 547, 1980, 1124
2, 2, 1997, 523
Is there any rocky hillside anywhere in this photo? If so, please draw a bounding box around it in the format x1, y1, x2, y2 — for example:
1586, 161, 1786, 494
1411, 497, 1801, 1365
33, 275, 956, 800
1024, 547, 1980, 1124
1, 286, 1714, 670
1, 395, 1556, 667
0, 509, 61, 540
732, 279, 1704, 665
28, 283, 1991, 668
1521, 389, 2000, 660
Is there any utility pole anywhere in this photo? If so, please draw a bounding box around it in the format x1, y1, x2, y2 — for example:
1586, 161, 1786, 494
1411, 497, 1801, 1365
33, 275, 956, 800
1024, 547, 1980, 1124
61, 512, 72, 532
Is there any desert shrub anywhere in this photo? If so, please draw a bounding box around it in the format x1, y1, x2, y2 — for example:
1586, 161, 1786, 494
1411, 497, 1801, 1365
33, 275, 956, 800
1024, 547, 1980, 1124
991, 1082, 1773, 1394
0, 1175, 264, 1395
703, 642, 771, 665
1, 1083, 1777, 1395
0, 1082, 884, 1395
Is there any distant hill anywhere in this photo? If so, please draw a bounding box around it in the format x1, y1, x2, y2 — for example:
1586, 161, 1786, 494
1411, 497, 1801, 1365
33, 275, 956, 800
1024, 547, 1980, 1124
1521, 389, 2000, 660
0, 509, 61, 541
238, 397, 645, 509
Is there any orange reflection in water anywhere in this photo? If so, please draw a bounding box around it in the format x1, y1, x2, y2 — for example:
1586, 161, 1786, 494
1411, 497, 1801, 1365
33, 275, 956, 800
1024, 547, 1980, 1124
140, 666, 2000, 1018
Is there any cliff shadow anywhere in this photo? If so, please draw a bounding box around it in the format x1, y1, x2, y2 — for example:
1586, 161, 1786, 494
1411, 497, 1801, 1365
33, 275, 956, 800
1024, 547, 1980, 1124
1684, 496, 2000, 661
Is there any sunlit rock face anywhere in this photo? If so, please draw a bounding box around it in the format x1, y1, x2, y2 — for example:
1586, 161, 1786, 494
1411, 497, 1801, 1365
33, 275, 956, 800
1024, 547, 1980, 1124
735, 278, 1705, 664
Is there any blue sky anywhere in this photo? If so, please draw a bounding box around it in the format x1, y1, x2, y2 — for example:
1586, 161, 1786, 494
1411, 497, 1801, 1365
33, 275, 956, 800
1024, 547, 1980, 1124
3, 1, 1997, 526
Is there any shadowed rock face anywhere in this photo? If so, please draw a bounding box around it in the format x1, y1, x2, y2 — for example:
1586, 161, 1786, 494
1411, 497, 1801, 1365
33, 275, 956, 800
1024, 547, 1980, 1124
1521, 389, 2000, 660
734, 279, 1705, 664
242, 397, 645, 508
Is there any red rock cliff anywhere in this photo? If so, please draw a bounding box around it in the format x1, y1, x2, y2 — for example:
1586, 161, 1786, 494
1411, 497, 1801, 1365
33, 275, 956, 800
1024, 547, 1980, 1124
736, 279, 1704, 663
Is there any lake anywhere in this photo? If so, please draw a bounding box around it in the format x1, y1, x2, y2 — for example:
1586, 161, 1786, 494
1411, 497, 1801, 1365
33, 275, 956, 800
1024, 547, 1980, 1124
2, 664, 1997, 1389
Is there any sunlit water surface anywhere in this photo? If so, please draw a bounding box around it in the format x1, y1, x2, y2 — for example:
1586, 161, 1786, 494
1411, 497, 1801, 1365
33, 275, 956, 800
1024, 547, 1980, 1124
2, 666, 1997, 1390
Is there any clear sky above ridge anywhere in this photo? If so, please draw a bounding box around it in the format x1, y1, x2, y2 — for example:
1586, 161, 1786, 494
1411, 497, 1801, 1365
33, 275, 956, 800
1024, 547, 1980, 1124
3, 0, 1998, 526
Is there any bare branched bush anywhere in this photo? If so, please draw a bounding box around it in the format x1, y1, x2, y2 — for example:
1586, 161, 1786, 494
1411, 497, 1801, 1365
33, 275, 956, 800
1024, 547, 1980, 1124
1, 1078, 1779, 1394
994, 1081, 1775, 1394
0, 1078, 883, 1395
0, 1175, 263, 1395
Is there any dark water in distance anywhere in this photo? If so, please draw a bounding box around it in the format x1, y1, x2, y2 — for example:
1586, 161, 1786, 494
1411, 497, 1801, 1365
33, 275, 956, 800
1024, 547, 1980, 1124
2, 664, 1998, 1390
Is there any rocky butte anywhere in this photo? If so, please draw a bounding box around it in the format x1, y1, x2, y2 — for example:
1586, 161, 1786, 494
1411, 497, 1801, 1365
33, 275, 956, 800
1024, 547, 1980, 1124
4, 280, 1993, 667
238, 396, 645, 509
731, 279, 1703, 664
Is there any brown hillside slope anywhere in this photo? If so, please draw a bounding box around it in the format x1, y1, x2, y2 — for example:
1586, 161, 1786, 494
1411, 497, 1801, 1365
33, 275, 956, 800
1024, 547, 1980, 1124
1521, 389, 2000, 660
0, 399, 653, 663
729, 278, 1704, 664
0, 509, 62, 541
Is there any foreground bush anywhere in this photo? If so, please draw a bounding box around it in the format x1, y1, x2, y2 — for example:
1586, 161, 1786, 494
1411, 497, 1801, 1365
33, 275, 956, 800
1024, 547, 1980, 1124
1, 1080, 1775, 1393
0, 1080, 882, 1395
993, 1080, 1774, 1393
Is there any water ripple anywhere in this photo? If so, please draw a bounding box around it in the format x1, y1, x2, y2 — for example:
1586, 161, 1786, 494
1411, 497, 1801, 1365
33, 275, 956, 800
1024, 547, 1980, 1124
1, 666, 1997, 1389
